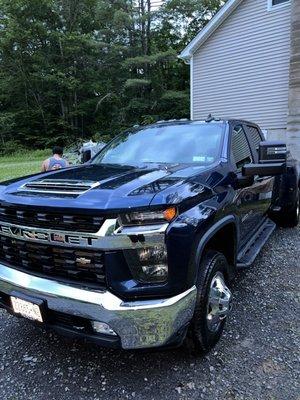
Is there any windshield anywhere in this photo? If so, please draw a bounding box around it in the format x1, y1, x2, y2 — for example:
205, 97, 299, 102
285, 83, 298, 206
92, 123, 224, 167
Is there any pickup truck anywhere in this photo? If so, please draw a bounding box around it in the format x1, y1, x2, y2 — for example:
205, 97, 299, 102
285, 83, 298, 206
0, 118, 298, 353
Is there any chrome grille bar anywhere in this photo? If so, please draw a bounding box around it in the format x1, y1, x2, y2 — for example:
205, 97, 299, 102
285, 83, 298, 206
0, 205, 104, 233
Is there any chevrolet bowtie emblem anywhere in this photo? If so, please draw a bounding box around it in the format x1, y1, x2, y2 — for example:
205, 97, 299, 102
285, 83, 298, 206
53, 233, 65, 243
76, 257, 92, 265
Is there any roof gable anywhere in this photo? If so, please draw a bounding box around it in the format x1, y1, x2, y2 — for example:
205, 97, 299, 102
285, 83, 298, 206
179, 0, 244, 61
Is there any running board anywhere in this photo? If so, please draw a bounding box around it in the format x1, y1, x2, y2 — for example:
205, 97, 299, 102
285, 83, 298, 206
237, 219, 276, 269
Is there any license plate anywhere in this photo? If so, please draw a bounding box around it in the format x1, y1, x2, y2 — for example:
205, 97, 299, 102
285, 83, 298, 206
11, 296, 43, 323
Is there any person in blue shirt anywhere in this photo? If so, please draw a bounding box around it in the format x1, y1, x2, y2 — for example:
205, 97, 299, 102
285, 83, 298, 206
41, 146, 69, 172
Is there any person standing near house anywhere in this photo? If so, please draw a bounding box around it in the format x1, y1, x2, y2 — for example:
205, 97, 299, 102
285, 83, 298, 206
41, 146, 69, 172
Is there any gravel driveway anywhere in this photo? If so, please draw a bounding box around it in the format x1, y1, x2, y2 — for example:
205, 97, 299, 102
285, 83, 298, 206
0, 226, 299, 400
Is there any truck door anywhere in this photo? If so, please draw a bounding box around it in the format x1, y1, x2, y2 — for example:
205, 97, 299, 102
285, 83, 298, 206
230, 124, 266, 241
243, 123, 274, 216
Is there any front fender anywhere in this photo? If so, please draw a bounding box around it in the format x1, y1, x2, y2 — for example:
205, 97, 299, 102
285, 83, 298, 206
188, 215, 239, 285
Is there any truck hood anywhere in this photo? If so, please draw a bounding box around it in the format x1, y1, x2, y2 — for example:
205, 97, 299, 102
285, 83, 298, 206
0, 163, 216, 212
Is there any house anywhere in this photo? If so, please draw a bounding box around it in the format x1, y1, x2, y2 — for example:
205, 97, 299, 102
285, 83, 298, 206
180, 0, 300, 159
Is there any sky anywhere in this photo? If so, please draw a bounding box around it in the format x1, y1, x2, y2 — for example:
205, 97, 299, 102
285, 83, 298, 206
151, 0, 164, 10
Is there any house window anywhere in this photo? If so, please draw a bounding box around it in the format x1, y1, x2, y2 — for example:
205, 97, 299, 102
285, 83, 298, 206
273, 0, 288, 4
268, 0, 290, 10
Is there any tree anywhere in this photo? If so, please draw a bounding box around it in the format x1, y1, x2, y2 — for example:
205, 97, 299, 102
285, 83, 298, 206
0, 0, 223, 152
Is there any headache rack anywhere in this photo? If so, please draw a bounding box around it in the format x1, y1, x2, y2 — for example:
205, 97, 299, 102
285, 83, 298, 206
21, 179, 100, 196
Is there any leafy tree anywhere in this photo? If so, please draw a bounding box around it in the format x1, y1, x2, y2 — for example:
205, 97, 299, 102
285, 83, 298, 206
0, 0, 223, 152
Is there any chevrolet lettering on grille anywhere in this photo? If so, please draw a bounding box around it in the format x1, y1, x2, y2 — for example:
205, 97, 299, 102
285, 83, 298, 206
0, 224, 98, 247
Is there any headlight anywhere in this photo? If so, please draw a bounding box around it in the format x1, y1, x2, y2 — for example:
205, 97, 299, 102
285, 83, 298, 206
120, 207, 177, 226
123, 245, 168, 283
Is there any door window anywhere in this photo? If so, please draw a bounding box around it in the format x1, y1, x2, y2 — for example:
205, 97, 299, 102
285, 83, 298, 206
231, 125, 252, 171
246, 125, 262, 150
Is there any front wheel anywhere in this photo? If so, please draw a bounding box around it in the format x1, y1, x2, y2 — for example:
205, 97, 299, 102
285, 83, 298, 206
186, 250, 233, 354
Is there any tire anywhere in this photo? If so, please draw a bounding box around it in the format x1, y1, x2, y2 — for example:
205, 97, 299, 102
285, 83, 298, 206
271, 189, 299, 228
270, 163, 300, 228
185, 250, 232, 355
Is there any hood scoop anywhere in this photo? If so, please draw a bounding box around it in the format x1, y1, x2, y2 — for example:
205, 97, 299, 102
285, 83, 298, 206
19, 179, 100, 197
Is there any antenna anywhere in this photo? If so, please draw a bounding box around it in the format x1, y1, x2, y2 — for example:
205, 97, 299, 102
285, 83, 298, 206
206, 114, 214, 123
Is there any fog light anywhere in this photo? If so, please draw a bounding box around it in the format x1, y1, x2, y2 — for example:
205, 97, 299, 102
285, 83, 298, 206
91, 321, 117, 336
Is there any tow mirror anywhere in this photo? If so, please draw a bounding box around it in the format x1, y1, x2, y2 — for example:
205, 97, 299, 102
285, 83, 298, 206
242, 141, 287, 177
243, 162, 286, 177
258, 140, 287, 163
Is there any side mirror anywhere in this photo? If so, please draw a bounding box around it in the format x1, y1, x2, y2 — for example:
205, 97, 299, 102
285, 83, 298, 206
242, 141, 287, 177
243, 162, 286, 177
81, 149, 92, 163
258, 140, 287, 163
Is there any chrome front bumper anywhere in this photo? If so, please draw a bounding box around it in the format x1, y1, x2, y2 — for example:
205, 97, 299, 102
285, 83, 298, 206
0, 264, 197, 349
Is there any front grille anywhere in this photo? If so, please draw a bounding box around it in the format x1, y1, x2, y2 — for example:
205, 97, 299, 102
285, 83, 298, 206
0, 205, 104, 233
0, 235, 106, 287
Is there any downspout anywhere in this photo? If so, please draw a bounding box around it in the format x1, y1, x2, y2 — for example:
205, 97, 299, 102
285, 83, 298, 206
190, 56, 194, 120
287, 0, 300, 160
180, 54, 193, 120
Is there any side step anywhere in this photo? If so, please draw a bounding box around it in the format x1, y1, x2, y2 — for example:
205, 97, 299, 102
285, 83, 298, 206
237, 219, 276, 269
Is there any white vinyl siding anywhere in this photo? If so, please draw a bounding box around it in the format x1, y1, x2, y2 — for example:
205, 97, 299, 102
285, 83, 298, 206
192, 0, 291, 130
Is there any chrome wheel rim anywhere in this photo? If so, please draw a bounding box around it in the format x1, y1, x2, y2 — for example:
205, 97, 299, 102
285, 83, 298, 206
207, 272, 232, 332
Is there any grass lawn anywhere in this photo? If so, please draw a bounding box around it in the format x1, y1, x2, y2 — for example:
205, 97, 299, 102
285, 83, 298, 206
0, 150, 50, 182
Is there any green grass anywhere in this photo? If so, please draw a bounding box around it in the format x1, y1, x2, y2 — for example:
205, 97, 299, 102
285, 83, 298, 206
0, 150, 50, 182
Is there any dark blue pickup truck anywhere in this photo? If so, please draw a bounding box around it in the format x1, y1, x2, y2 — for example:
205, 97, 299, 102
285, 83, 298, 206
0, 119, 298, 353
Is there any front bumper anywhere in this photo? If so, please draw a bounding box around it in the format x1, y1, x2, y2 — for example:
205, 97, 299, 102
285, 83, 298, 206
0, 264, 197, 349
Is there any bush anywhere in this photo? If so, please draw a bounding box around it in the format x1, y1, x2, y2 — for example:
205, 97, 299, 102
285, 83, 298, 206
0, 140, 24, 156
